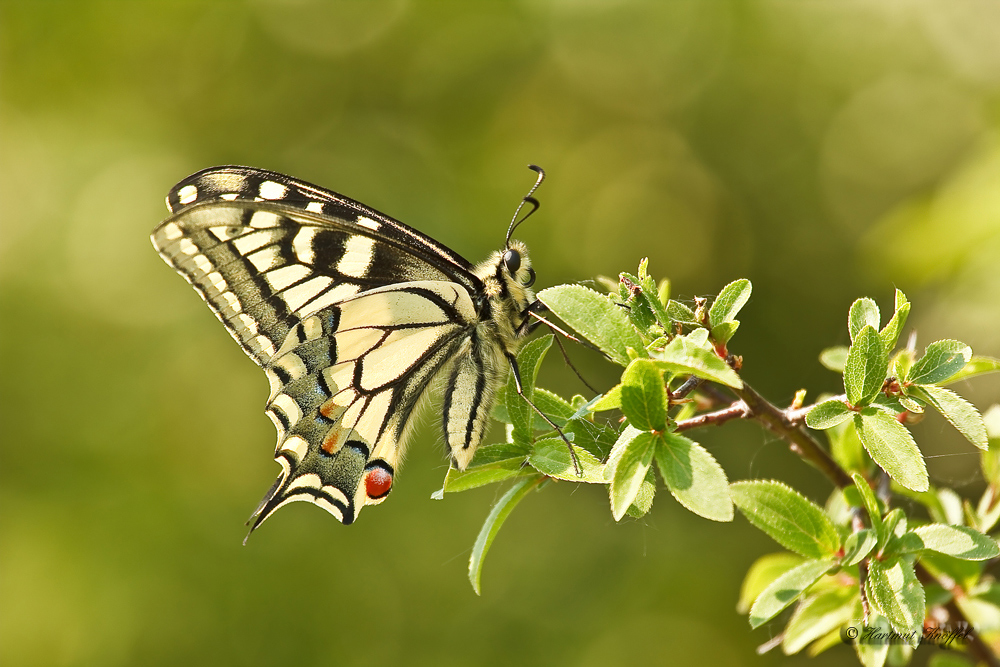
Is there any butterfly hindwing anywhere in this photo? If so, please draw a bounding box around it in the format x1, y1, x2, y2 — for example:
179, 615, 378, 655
254, 282, 479, 527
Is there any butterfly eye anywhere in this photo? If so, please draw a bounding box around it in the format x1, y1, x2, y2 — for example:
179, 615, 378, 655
523, 267, 536, 287
502, 249, 521, 275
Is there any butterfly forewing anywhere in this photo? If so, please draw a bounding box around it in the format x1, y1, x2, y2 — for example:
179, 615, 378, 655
151, 166, 537, 534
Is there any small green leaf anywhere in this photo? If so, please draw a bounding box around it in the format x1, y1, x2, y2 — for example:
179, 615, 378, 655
852, 472, 884, 538
878, 290, 909, 351
944, 356, 1000, 385
537, 285, 645, 367
911, 385, 988, 450
738, 553, 805, 614
589, 384, 622, 412
504, 335, 554, 442
782, 585, 858, 655
625, 467, 656, 518
651, 334, 742, 388
608, 429, 657, 521
468, 475, 544, 595
708, 278, 752, 328
906, 339, 973, 385
730, 480, 841, 559
528, 438, 605, 483
620, 358, 668, 432
820, 346, 848, 373
866, 558, 925, 635
849, 298, 881, 343
842, 529, 877, 566
655, 432, 733, 521
666, 299, 698, 326
806, 399, 853, 429
710, 320, 740, 345
910, 524, 1000, 560
855, 412, 928, 492
853, 613, 891, 667
844, 326, 888, 406
439, 457, 530, 494
748, 559, 834, 628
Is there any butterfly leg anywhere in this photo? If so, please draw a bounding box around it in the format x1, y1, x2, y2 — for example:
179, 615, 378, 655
505, 352, 583, 477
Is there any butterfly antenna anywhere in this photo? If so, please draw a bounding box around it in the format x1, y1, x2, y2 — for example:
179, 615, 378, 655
505, 165, 546, 247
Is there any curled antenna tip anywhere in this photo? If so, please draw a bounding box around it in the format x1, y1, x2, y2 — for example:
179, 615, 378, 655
506, 165, 547, 246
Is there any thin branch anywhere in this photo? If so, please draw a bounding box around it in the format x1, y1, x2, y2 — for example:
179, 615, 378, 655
731, 382, 855, 490
675, 402, 748, 432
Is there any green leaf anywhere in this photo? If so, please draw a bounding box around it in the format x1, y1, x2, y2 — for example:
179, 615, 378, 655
565, 418, 617, 461
625, 467, 656, 518
503, 335, 554, 442
666, 299, 698, 326
806, 399, 853, 430
468, 475, 543, 595
493, 387, 574, 430
737, 553, 805, 614
527, 438, 606, 483
782, 585, 858, 655
537, 285, 645, 367
708, 278, 752, 328
655, 432, 733, 521
710, 320, 740, 345
911, 385, 988, 450
944, 356, 1000, 385
589, 384, 622, 412
852, 472, 884, 538
620, 358, 668, 432
853, 613, 891, 667
608, 429, 657, 521
878, 290, 909, 352
842, 529, 877, 566
730, 480, 841, 559
866, 558, 925, 635
844, 326, 888, 406
819, 346, 848, 373
910, 524, 1000, 560
651, 334, 742, 388
748, 559, 834, 628
828, 418, 866, 474
906, 339, 973, 385
849, 298, 881, 343
438, 457, 530, 494
855, 412, 928, 492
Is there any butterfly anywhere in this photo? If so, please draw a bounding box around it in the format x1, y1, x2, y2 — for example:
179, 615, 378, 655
150, 165, 554, 537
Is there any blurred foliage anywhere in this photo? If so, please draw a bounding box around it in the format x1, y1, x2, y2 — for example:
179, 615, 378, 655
2, 1, 999, 666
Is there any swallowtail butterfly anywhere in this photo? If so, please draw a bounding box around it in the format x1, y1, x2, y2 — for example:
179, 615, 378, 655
151, 165, 548, 536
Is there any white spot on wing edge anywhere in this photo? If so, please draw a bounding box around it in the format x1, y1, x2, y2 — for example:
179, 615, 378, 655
357, 216, 380, 231
271, 392, 303, 426
320, 485, 351, 506
306, 201, 325, 214
259, 180, 288, 200
280, 435, 309, 461
287, 473, 322, 491
313, 497, 345, 522
178, 184, 198, 205
161, 222, 183, 241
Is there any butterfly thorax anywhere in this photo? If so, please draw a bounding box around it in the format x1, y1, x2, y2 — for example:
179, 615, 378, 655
472, 239, 536, 355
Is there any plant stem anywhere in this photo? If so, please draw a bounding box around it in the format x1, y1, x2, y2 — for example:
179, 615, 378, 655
731, 382, 854, 490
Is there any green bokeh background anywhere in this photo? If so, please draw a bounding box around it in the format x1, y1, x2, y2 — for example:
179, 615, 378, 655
3, 2, 999, 665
